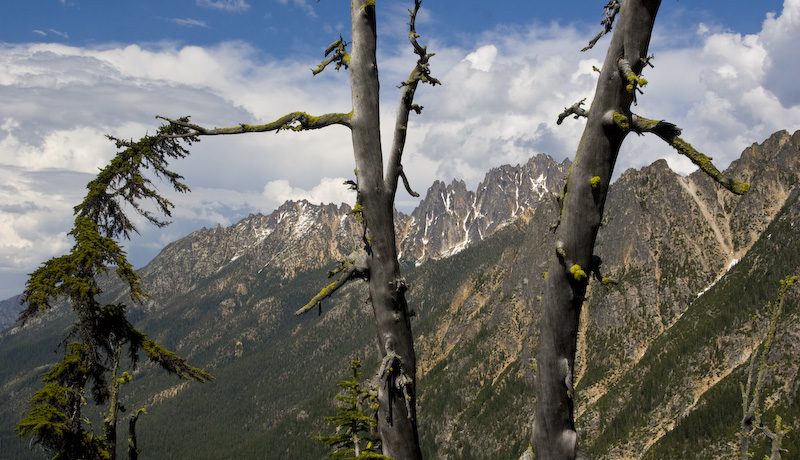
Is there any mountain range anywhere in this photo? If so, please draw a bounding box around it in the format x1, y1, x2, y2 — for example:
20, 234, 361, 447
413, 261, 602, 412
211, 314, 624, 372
1, 130, 799, 459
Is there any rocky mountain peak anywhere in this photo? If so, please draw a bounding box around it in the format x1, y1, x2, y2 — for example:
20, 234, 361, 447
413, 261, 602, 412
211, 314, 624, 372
129, 153, 570, 304
398, 153, 570, 264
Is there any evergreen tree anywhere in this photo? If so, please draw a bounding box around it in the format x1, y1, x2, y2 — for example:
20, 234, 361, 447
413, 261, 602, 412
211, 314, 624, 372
314, 361, 391, 459
16, 121, 212, 460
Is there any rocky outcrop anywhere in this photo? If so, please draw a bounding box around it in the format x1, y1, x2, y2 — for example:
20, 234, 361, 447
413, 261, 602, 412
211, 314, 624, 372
397, 154, 570, 264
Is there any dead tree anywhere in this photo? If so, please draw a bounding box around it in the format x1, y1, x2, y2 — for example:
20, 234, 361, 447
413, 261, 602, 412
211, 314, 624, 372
740, 276, 796, 460
123, 2, 437, 457
534, 1, 748, 458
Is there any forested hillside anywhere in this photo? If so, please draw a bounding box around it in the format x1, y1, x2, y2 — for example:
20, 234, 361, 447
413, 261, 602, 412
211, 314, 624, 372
1, 130, 798, 459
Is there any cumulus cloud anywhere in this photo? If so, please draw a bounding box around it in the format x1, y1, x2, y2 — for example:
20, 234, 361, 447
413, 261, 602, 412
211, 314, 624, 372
0, 165, 88, 298
463, 44, 498, 72
401, 23, 602, 187
760, 0, 800, 107
2, 1, 800, 299
262, 177, 355, 209
0, 38, 358, 297
401, 3, 800, 187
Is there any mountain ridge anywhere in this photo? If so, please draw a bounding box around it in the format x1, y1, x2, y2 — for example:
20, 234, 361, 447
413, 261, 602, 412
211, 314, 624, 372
1, 130, 799, 460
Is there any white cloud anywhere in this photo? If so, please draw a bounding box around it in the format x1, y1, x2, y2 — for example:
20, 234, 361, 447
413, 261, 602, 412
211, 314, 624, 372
464, 45, 498, 72
760, 0, 800, 107
2, 1, 800, 299
197, 0, 250, 13
171, 18, 210, 28
0, 40, 356, 298
0, 165, 86, 279
403, 23, 601, 187
262, 177, 355, 209
47, 29, 69, 39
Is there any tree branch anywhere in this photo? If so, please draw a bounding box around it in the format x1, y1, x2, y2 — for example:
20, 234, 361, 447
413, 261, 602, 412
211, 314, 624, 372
158, 111, 352, 137
618, 57, 648, 101
582, 0, 621, 52
556, 98, 588, 125
295, 249, 370, 316
312, 35, 351, 75
386, 0, 438, 199
399, 166, 419, 198
739, 276, 797, 459
630, 114, 750, 195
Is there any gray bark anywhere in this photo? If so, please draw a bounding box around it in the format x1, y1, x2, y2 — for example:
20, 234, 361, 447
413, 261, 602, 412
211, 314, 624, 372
533, 1, 661, 458
136, 2, 431, 456
349, 1, 422, 458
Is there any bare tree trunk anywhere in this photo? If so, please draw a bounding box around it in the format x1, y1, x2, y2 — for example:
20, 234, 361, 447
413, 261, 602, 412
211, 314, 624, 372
103, 346, 122, 460
106, 3, 430, 456
533, 1, 661, 458
127, 408, 145, 460
349, 1, 422, 458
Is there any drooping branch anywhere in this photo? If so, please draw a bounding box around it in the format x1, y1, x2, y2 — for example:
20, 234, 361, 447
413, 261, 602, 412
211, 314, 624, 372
386, 0, 438, 199
295, 249, 370, 316
312, 34, 351, 75
78, 119, 197, 239
630, 114, 750, 195
557, 98, 588, 125
399, 165, 419, 198
582, 0, 621, 52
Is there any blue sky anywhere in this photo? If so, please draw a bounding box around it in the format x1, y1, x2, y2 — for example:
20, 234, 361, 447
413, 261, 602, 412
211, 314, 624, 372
0, 0, 783, 46
1, 0, 798, 300
1, 1, 785, 55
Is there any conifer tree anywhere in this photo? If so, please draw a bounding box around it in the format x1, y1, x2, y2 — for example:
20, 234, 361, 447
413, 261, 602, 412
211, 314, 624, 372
16, 120, 212, 460
314, 360, 390, 460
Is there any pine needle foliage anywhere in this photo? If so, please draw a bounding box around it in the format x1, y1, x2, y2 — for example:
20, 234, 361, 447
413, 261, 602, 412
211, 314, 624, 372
314, 360, 391, 459
15, 120, 210, 460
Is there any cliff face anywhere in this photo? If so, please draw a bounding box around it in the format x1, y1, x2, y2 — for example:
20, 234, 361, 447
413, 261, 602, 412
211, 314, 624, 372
1, 131, 799, 460
574, 130, 800, 458
397, 154, 570, 264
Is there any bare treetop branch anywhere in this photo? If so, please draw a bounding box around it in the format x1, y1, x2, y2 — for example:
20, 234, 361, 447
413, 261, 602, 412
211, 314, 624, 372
386, 0, 438, 199
582, 0, 621, 52
312, 34, 351, 75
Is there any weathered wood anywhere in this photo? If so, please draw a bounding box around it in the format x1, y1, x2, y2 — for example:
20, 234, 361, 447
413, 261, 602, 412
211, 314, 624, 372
533, 1, 661, 458
349, 1, 422, 457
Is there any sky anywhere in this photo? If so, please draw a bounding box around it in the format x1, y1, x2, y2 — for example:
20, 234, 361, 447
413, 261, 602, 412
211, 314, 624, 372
1, 0, 799, 300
